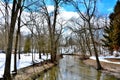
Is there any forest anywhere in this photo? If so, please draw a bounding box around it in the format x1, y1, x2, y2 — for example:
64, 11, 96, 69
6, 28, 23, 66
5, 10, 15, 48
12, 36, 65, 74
0, 0, 120, 80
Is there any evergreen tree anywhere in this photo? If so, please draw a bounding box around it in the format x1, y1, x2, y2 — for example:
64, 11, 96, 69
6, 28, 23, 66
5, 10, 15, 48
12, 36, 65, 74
102, 24, 114, 54
112, 0, 120, 50
102, 0, 120, 53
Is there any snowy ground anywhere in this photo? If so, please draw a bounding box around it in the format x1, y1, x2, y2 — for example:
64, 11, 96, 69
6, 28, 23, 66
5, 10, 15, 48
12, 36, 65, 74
60, 46, 77, 54
90, 55, 120, 64
0, 53, 50, 78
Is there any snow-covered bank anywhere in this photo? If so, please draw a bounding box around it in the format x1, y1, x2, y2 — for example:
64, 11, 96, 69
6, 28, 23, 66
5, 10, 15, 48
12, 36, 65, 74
90, 56, 120, 64
0, 53, 50, 78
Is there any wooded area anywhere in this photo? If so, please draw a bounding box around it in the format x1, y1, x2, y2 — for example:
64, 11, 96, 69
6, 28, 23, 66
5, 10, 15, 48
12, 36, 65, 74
0, 0, 120, 80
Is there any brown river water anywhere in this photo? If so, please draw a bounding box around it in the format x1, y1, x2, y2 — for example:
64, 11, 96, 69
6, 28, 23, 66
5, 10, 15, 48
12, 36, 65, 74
36, 56, 119, 80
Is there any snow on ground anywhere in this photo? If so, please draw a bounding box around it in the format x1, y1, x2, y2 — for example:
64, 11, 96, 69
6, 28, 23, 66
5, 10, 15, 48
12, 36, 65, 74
60, 46, 77, 54
90, 55, 120, 64
0, 53, 50, 78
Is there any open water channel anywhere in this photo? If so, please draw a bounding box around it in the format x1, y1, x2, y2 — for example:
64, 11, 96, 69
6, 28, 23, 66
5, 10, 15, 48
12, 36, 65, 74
36, 56, 118, 80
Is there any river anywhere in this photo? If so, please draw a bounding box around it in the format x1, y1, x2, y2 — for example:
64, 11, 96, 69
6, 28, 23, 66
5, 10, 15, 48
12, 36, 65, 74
36, 56, 118, 80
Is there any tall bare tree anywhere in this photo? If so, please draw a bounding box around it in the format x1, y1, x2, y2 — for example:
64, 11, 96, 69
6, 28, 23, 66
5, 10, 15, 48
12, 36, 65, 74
3, 0, 22, 79
40, 0, 68, 62
71, 0, 102, 70
13, 1, 23, 74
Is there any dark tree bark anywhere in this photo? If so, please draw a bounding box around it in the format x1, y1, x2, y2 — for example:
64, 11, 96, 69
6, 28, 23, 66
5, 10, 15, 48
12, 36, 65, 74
18, 32, 21, 59
13, 5, 22, 74
88, 22, 102, 70
39, 50, 41, 59
3, 0, 22, 79
50, 1, 59, 62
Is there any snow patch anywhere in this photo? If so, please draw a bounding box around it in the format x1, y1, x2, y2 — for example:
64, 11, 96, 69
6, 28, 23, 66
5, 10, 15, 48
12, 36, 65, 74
90, 56, 120, 64
0, 53, 50, 78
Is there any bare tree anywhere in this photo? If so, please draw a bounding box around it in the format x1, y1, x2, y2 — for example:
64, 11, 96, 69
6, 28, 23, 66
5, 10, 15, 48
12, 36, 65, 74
71, 0, 102, 70
39, 0, 69, 62
0, 0, 10, 51
3, 0, 22, 79
13, 0, 41, 74
13, 0, 24, 74
68, 17, 92, 56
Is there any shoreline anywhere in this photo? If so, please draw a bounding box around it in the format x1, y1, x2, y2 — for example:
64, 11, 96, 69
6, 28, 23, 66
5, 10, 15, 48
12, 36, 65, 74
12, 61, 55, 80
2, 55, 119, 80
11, 54, 63, 80
83, 59, 120, 79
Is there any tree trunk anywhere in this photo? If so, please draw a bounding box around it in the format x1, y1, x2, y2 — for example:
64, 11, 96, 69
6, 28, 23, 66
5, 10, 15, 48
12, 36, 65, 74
88, 22, 102, 70
18, 33, 21, 59
4, 11, 17, 80
13, 5, 22, 74
13, 22, 20, 74
85, 32, 92, 56
39, 50, 41, 59
50, 35, 55, 62
4, 1, 9, 52
4, 0, 22, 79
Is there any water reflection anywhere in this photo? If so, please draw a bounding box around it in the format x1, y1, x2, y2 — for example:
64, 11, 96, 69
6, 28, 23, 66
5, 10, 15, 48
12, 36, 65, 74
36, 56, 117, 80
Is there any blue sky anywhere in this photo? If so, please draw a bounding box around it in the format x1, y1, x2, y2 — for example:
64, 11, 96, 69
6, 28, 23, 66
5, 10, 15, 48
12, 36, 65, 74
97, 0, 117, 15
62, 0, 117, 16
1, 0, 117, 15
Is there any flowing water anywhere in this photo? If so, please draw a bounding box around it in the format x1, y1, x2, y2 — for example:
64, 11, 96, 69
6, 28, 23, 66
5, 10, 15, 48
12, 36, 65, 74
36, 56, 118, 80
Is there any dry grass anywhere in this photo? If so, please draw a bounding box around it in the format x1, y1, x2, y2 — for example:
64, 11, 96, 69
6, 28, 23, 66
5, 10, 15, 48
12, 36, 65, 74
105, 58, 120, 62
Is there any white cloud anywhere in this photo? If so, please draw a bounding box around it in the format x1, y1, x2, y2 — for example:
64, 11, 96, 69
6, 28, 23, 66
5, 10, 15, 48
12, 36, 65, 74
59, 11, 79, 20
0, 2, 79, 36
107, 8, 113, 12
56, 8, 79, 37
47, 5, 54, 13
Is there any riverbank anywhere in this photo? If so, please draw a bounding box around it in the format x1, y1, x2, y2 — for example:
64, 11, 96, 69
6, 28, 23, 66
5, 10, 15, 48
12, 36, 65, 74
12, 55, 120, 80
0, 53, 51, 78
12, 62, 55, 80
83, 59, 120, 79
12, 54, 62, 80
